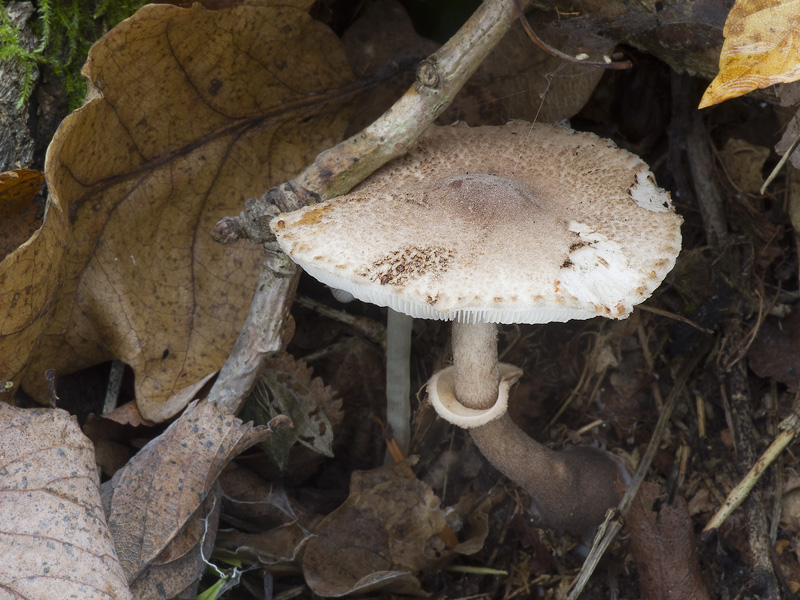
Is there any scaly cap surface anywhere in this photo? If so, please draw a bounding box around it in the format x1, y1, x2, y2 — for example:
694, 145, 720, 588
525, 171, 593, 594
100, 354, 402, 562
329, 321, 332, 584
271, 121, 682, 323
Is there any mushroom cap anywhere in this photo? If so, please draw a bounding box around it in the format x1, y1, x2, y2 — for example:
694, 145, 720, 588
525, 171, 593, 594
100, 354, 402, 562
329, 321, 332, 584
270, 121, 682, 324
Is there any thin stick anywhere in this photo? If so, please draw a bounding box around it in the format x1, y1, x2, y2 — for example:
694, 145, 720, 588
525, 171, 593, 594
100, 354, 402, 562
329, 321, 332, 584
513, 0, 631, 71
293, 295, 386, 348
637, 303, 714, 334
444, 566, 508, 576
702, 394, 800, 536
761, 131, 800, 195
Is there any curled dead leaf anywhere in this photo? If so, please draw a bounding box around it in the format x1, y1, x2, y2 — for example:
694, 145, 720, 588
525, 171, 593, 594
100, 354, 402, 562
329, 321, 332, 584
748, 309, 800, 391
219, 462, 320, 530
0, 169, 45, 259
128, 483, 222, 599
700, 0, 800, 108
28, 2, 356, 421
0, 403, 131, 600
627, 481, 710, 600
301, 461, 473, 597
341, 0, 439, 136
718, 138, 769, 194
100, 399, 285, 584
215, 521, 314, 567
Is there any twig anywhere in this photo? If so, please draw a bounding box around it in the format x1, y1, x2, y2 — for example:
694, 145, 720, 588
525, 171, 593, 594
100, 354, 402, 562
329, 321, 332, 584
512, 0, 631, 70
574, 418, 604, 436
761, 130, 800, 195
637, 303, 714, 334
722, 284, 781, 372
685, 109, 729, 246
208, 0, 528, 413
103, 359, 125, 414
293, 295, 386, 349
444, 566, 509, 576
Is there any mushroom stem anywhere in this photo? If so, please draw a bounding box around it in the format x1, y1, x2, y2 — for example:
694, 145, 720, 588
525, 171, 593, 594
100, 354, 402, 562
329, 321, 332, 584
428, 359, 627, 538
470, 414, 626, 538
452, 321, 500, 410
386, 309, 413, 454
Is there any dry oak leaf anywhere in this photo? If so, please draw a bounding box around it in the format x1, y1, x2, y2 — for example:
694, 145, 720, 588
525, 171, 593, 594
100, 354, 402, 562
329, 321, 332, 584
27, 2, 355, 422
748, 308, 800, 391
699, 0, 800, 108
0, 169, 66, 398
99, 399, 280, 585
215, 520, 314, 567
218, 461, 319, 530
0, 403, 131, 600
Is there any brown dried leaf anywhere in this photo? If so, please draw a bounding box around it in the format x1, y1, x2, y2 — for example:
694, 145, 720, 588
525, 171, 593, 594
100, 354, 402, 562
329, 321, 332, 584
0, 169, 44, 259
301, 461, 450, 597
718, 138, 770, 193
217, 464, 318, 567
0, 403, 131, 600
165, 0, 314, 9
219, 462, 318, 530
627, 481, 710, 600
780, 482, 800, 535
748, 309, 800, 390
215, 521, 313, 566
26, 2, 355, 421
128, 483, 221, 599
0, 169, 66, 395
82, 401, 156, 478
341, 0, 439, 136
297, 335, 386, 472
101, 399, 156, 427
444, 21, 611, 125
776, 107, 800, 169
343, 0, 436, 77
699, 0, 800, 108
100, 399, 278, 584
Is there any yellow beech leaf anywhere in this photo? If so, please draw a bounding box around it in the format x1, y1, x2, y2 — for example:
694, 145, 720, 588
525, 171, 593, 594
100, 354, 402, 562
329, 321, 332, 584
699, 0, 800, 108
25, 3, 355, 421
0, 169, 67, 396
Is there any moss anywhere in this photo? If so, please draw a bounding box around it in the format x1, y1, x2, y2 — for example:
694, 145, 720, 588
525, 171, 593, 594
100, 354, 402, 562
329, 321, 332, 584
1, 0, 145, 111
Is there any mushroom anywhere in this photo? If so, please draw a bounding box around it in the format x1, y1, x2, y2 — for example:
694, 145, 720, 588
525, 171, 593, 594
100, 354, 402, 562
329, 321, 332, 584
269, 121, 682, 539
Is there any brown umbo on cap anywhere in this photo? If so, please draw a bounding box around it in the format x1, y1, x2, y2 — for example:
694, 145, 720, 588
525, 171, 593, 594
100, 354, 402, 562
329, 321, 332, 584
270, 121, 681, 325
